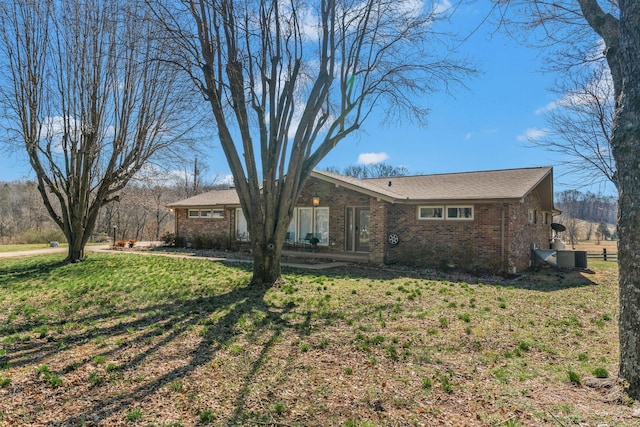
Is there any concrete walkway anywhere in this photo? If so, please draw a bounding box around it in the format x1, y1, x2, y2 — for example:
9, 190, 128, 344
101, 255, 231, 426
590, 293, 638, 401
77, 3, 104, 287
0, 243, 351, 270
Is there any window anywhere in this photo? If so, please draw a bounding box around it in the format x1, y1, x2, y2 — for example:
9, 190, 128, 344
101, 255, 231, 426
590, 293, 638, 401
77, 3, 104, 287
542, 212, 550, 225
528, 209, 537, 224
314, 207, 329, 245
446, 206, 473, 220
282, 206, 330, 246
189, 209, 223, 219
418, 205, 474, 220
234, 206, 329, 245
297, 208, 313, 243
418, 206, 444, 220
286, 208, 297, 243
235, 208, 249, 241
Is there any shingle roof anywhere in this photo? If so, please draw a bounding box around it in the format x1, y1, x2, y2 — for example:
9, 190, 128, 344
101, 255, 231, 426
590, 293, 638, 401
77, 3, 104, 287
312, 166, 553, 203
167, 188, 241, 208
372, 167, 551, 200
168, 167, 553, 208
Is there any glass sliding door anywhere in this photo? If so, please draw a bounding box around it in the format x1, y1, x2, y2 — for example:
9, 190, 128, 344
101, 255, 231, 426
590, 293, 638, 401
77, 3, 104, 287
286, 208, 297, 243
297, 207, 313, 242
314, 207, 329, 245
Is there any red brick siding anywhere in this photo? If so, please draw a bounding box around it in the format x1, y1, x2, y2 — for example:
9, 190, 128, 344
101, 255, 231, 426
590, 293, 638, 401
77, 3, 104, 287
383, 203, 503, 270
506, 190, 551, 272
298, 178, 371, 252
175, 179, 551, 272
175, 208, 235, 243
382, 192, 550, 272
369, 199, 387, 263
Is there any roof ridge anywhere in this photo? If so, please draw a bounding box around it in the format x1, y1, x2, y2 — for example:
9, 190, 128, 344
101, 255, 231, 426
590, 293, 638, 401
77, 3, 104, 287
363, 166, 552, 181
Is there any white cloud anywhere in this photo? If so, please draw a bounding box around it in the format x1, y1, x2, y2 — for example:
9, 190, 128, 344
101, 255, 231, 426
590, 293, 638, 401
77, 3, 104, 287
215, 174, 235, 186
535, 101, 560, 115
536, 73, 613, 115
517, 127, 547, 142
433, 0, 452, 16
536, 49, 612, 115
464, 128, 498, 140
357, 152, 389, 165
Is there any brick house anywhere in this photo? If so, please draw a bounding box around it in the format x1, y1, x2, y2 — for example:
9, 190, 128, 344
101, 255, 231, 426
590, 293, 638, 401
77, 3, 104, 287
167, 166, 556, 272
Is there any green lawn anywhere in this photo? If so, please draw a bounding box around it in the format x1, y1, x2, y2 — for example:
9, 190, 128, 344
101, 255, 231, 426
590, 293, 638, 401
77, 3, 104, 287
0, 253, 631, 426
0, 242, 110, 253
0, 243, 67, 253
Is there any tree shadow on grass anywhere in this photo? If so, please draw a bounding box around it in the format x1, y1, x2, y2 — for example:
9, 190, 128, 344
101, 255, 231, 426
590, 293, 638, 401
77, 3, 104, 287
280, 261, 602, 292
51, 284, 284, 426
490, 266, 602, 292
0, 253, 607, 425
0, 256, 67, 284
0, 256, 312, 426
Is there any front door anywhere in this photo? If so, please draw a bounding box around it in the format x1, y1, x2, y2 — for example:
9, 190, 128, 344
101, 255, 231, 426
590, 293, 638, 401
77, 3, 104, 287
346, 207, 370, 252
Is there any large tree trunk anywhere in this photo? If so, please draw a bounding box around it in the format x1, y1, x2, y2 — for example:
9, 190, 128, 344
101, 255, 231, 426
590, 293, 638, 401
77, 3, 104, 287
64, 217, 92, 262
618, 181, 640, 396
251, 242, 283, 287
613, 0, 640, 399
615, 70, 640, 392
66, 237, 86, 263
247, 208, 289, 286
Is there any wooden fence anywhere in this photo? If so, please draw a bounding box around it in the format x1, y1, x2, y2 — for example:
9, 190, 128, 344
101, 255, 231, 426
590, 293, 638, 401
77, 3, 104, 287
587, 248, 618, 261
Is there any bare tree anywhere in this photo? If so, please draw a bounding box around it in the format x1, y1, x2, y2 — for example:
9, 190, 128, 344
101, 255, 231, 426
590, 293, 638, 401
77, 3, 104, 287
150, 0, 473, 285
0, 0, 193, 261
331, 163, 410, 179
493, 0, 640, 397
527, 62, 616, 188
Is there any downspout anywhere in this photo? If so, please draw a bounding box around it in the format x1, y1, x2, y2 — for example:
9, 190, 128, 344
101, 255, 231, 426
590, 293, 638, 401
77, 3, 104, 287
501, 202, 506, 271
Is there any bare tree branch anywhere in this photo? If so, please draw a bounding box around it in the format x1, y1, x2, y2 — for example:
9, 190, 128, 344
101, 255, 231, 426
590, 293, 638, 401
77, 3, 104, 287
0, 0, 195, 261
150, 0, 474, 284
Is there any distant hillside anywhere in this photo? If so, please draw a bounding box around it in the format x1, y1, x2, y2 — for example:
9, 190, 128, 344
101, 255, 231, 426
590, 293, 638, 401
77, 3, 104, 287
555, 190, 617, 224
555, 218, 617, 244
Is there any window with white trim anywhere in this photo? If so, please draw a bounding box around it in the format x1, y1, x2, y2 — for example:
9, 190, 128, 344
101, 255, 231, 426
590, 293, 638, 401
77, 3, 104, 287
286, 208, 297, 243
418, 206, 444, 220
542, 212, 550, 225
297, 207, 313, 243
446, 206, 474, 220
189, 209, 224, 219
528, 209, 537, 224
235, 208, 249, 241
283, 207, 330, 246
313, 207, 329, 245
234, 206, 329, 244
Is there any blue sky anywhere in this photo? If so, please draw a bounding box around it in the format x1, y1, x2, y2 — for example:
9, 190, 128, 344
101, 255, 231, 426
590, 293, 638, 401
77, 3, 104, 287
0, 1, 616, 196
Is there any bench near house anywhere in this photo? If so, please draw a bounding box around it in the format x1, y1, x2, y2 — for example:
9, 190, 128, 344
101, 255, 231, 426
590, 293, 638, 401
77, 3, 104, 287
167, 166, 557, 273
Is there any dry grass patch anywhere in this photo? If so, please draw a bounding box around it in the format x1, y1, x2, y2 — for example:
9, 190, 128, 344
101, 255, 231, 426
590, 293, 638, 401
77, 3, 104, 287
0, 253, 636, 426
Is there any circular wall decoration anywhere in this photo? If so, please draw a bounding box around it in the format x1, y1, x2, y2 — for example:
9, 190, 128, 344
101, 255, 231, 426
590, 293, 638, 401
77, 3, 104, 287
388, 233, 400, 245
